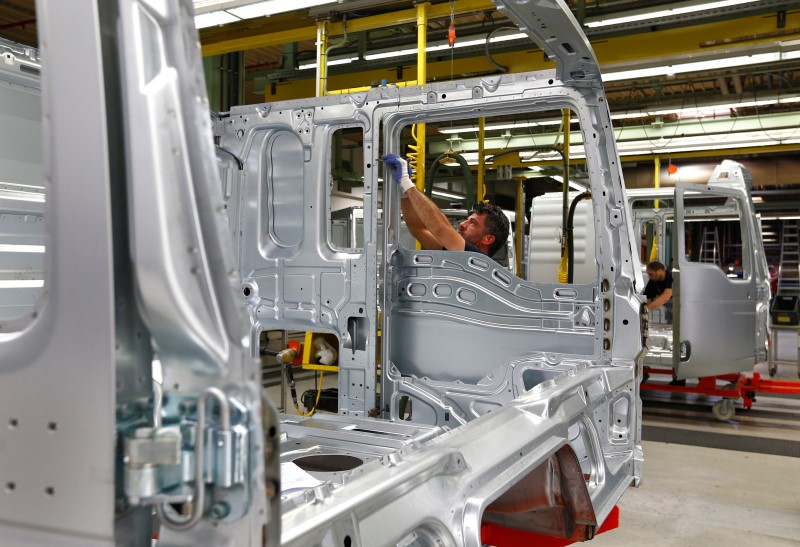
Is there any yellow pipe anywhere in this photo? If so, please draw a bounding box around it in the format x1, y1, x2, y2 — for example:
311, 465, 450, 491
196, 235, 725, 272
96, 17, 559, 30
316, 21, 329, 97
516, 178, 524, 275
557, 109, 570, 283
477, 117, 485, 202
562, 108, 570, 173
415, 2, 428, 192
654, 156, 660, 209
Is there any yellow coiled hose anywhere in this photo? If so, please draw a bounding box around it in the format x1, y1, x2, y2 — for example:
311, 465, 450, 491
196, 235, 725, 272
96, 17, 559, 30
408, 124, 422, 183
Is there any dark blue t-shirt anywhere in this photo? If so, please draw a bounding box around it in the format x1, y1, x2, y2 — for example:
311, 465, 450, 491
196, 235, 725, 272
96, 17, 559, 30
643, 269, 673, 299
463, 241, 485, 254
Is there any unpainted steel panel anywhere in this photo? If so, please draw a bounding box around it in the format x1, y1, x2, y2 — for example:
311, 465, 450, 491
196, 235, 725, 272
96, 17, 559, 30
114, 0, 272, 544
673, 181, 761, 378
629, 161, 769, 377
0, 1, 117, 543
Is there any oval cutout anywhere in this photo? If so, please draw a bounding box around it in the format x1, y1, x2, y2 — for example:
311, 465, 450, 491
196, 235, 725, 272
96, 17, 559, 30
468, 257, 489, 271
457, 288, 477, 304
554, 288, 578, 299
433, 284, 453, 298
408, 283, 427, 297
492, 269, 511, 287
414, 254, 433, 265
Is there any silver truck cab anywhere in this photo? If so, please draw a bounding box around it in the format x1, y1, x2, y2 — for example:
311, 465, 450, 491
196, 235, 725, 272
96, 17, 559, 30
628, 160, 770, 378
0, 1, 643, 545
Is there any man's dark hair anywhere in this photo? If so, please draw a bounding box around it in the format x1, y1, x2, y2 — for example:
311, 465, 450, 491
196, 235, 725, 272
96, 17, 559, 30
472, 202, 510, 256
646, 260, 666, 272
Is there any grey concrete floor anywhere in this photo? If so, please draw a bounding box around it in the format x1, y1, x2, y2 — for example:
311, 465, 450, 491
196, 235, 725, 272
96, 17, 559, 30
593, 360, 800, 546
591, 441, 800, 546
267, 361, 800, 545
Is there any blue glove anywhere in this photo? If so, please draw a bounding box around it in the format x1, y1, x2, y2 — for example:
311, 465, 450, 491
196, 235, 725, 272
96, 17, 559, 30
383, 154, 415, 193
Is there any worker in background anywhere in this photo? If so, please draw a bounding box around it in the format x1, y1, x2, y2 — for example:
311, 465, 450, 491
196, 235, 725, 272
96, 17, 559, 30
643, 260, 673, 322
382, 154, 509, 256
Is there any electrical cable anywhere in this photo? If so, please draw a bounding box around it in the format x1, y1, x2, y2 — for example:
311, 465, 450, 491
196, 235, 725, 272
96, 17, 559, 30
484, 26, 515, 74
284, 362, 325, 417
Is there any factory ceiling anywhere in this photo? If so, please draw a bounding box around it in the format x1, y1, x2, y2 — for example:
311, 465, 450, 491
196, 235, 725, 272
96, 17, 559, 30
1, 0, 799, 214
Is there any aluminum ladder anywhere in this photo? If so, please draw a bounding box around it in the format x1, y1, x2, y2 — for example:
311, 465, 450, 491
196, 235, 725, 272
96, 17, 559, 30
777, 219, 799, 296
699, 226, 721, 266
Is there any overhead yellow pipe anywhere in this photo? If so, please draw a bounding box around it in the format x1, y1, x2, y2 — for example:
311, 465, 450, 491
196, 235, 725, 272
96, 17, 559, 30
654, 155, 660, 209
414, 2, 428, 192
315, 20, 329, 97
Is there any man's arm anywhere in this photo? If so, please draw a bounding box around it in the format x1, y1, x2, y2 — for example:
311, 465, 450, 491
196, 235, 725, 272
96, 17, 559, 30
383, 154, 465, 251
645, 288, 672, 312
402, 188, 465, 251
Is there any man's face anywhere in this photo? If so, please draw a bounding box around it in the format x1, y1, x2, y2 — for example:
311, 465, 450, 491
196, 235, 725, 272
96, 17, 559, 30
646, 268, 665, 281
459, 213, 493, 247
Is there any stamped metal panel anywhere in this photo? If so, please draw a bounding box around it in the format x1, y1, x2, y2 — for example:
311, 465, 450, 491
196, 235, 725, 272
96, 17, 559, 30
115, 0, 272, 544
630, 161, 770, 374
494, 0, 600, 85
0, 1, 117, 543
0, 46, 45, 321
391, 250, 597, 378
377, 78, 640, 429
673, 181, 760, 378
219, 92, 380, 418
282, 364, 640, 546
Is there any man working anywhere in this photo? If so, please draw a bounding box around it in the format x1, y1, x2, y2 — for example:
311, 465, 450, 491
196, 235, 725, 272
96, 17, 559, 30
383, 154, 509, 256
643, 260, 673, 318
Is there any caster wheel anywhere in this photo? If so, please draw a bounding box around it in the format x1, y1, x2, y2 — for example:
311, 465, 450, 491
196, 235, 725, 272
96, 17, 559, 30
712, 399, 735, 421
768, 363, 777, 377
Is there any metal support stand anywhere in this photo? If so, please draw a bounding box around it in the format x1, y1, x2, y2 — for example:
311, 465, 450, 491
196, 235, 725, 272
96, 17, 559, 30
768, 324, 800, 378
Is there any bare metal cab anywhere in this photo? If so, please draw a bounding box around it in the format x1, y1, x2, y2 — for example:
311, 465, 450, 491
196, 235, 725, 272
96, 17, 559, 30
532, 160, 771, 379
0, 0, 643, 545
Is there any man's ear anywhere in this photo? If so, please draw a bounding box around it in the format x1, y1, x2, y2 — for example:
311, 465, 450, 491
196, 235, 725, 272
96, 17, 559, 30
482, 234, 496, 245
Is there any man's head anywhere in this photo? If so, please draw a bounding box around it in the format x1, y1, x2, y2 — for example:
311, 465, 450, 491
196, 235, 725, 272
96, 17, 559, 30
646, 260, 667, 281
458, 202, 510, 256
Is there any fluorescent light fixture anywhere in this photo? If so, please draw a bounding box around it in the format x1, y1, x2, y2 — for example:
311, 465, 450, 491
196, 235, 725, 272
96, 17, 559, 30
194, 0, 339, 26
431, 189, 467, 200
227, 0, 335, 18
603, 52, 778, 82
298, 56, 359, 70
365, 31, 527, 61
195, 10, 240, 29
760, 215, 800, 220
586, 0, 758, 29
610, 93, 800, 121
0, 192, 45, 203
549, 175, 587, 191
439, 119, 565, 135
0, 244, 45, 253
602, 41, 800, 83
0, 280, 44, 289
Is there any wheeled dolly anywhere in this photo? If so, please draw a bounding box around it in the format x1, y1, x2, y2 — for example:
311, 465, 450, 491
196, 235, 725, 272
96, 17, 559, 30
642, 367, 800, 421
